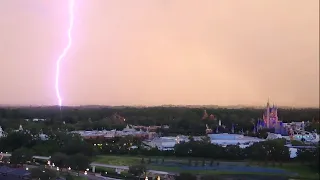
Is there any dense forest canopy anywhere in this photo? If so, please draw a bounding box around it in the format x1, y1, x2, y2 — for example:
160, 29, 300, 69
0, 106, 319, 121
0, 106, 319, 134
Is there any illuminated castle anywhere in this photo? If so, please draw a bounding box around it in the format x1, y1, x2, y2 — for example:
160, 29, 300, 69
262, 99, 279, 128
256, 99, 288, 135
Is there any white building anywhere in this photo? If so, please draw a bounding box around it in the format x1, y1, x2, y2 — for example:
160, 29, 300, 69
145, 133, 302, 158
0, 126, 4, 138
25, 118, 46, 122
208, 133, 264, 148
144, 137, 177, 150
144, 134, 265, 151
72, 125, 151, 139
267, 131, 319, 143
144, 135, 206, 150
12, 125, 24, 132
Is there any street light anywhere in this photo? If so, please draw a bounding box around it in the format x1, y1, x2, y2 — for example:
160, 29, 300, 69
84, 171, 87, 175
68, 167, 71, 171
25, 167, 29, 171
56, 167, 59, 171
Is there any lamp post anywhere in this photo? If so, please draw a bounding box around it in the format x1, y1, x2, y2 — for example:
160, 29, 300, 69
56, 167, 60, 177
144, 172, 148, 180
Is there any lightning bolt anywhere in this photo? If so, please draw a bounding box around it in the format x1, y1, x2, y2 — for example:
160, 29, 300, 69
55, 0, 75, 107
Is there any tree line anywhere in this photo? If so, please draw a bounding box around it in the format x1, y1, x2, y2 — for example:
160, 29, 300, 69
0, 106, 319, 135
1, 130, 318, 170
0, 130, 319, 180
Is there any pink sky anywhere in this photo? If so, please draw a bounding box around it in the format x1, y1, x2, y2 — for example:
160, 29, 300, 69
0, 0, 319, 107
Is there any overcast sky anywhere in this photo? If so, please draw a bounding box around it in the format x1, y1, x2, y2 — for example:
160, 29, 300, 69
0, 0, 319, 107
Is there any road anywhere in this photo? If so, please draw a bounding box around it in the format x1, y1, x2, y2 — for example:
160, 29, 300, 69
24, 165, 121, 180
2, 153, 173, 178
1, 153, 172, 175
91, 163, 174, 175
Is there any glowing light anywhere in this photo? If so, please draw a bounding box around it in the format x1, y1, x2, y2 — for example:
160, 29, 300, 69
55, 0, 75, 106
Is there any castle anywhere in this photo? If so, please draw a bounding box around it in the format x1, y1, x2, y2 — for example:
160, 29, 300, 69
262, 99, 279, 128
256, 100, 289, 135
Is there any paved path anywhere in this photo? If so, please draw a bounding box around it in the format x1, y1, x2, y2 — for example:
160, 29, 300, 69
1, 153, 172, 176
91, 163, 173, 175
91, 163, 128, 170
24, 164, 120, 180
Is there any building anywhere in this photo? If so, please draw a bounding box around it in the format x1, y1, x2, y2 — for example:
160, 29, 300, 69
24, 118, 46, 122
258, 100, 289, 135
0, 126, 47, 141
262, 99, 279, 128
145, 133, 303, 158
143, 135, 204, 150
208, 133, 264, 148
144, 134, 264, 150
0, 126, 4, 138
72, 125, 154, 140
267, 130, 319, 143
145, 137, 177, 151
131, 125, 168, 132
202, 110, 215, 120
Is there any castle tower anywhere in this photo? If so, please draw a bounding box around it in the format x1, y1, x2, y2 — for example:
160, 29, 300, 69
205, 124, 212, 134
263, 99, 279, 129
266, 99, 270, 128
202, 110, 209, 120
270, 104, 279, 126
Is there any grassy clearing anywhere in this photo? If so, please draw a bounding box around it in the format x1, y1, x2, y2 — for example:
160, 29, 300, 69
94, 155, 140, 165
93, 155, 319, 179
149, 165, 319, 180
72, 177, 87, 180
93, 155, 232, 165
265, 163, 319, 180
63, 174, 88, 180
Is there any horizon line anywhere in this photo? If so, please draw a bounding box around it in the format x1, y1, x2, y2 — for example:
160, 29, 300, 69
0, 104, 319, 109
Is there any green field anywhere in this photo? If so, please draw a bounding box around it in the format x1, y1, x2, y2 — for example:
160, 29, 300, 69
93, 155, 319, 179
72, 177, 87, 180
94, 155, 141, 165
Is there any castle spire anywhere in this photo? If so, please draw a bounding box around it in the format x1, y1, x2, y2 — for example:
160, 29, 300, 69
266, 98, 270, 128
